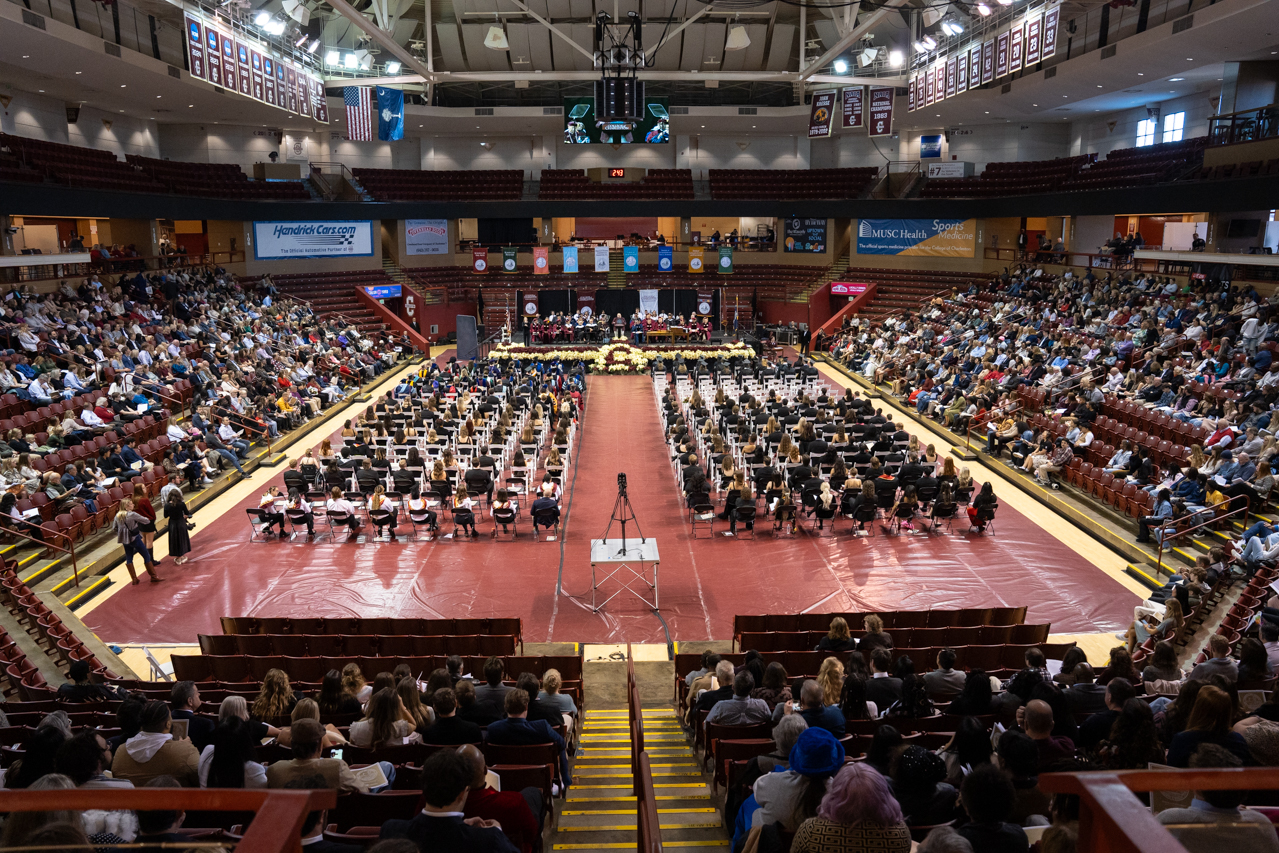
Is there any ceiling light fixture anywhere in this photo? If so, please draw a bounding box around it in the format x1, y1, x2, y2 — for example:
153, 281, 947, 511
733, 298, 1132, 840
975, 2, 991, 14
254, 11, 271, 26
725, 25, 751, 51
307, 39, 321, 54
834, 59, 849, 73
888, 49, 903, 67
385, 60, 401, 73
857, 47, 879, 67
325, 50, 341, 66
1169, 76, 1184, 81
484, 25, 509, 50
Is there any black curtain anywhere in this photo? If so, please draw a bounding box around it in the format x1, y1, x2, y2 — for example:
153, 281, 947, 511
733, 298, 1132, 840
595, 289, 638, 318
530, 289, 572, 315
478, 219, 534, 246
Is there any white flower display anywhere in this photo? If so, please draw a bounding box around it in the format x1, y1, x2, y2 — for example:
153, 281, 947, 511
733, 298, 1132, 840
490, 342, 752, 374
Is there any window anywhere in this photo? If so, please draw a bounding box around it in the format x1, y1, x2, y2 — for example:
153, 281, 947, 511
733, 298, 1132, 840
1162, 111, 1185, 143
1136, 119, 1156, 147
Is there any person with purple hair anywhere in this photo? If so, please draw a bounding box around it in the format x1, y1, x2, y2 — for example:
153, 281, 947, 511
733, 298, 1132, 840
792, 763, 912, 852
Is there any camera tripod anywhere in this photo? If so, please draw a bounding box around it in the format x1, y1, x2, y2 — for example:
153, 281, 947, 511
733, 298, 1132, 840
590, 472, 660, 613
601, 472, 645, 557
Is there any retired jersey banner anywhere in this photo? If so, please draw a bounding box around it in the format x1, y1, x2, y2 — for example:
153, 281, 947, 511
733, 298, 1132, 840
688, 246, 705, 273
996, 31, 1010, 78
472, 248, 488, 273
657, 245, 674, 271
808, 90, 836, 138
981, 40, 995, 85
841, 87, 864, 128
1042, 6, 1060, 58
522, 292, 539, 316
623, 246, 640, 273
562, 245, 578, 273
946, 57, 958, 99
697, 290, 715, 316
970, 45, 982, 90
718, 246, 733, 274
868, 87, 895, 138
533, 246, 549, 275
857, 219, 977, 258
1009, 23, 1025, 73
501, 247, 518, 273
1025, 15, 1043, 66
956, 53, 968, 94
593, 244, 610, 272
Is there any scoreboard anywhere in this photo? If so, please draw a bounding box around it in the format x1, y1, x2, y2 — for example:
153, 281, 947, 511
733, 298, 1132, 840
184, 11, 328, 124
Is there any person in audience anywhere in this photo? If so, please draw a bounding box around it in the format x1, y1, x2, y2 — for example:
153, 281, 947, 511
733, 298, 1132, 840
56, 659, 123, 703
949, 670, 996, 717
923, 649, 966, 700
1019, 699, 1076, 771
751, 726, 846, 834
1167, 685, 1252, 767
859, 614, 893, 653
110, 700, 199, 787
458, 744, 543, 853
343, 663, 373, 703
787, 678, 846, 737
275, 699, 346, 750
56, 729, 133, 789
379, 749, 519, 853
1157, 743, 1279, 850
995, 730, 1051, 825
317, 669, 364, 716
475, 656, 512, 718
251, 668, 300, 720
956, 765, 1030, 853
916, 826, 975, 853
689, 660, 737, 724
1189, 634, 1240, 684
816, 617, 857, 654
791, 763, 911, 853
1094, 698, 1166, 770
350, 687, 424, 749
817, 657, 845, 707
398, 677, 434, 731
706, 672, 771, 727
515, 672, 563, 729
169, 681, 214, 752
200, 716, 266, 788
422, 688, 484, 745
537, 669, 578, 727
753, 662, 793, 711
938, 716, 994, 788
5, 721, 69, 790
1063, 664, 1107, 715
457, 679, 500, 726
485, 689, 569, 795
1141, 641, 1186, 685
866, 648, 904, 709
266, 719, 374, 792
892, 745, 958, 827
838, 674, 878, 722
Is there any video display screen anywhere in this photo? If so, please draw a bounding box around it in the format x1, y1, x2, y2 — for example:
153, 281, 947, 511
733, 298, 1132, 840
563, 97, 670, 144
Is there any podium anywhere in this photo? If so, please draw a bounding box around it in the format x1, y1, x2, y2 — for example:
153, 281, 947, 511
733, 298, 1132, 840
590, 538, 660, 613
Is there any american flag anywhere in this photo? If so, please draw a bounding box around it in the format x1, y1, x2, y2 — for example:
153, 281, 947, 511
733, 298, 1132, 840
343, 86, 372, 141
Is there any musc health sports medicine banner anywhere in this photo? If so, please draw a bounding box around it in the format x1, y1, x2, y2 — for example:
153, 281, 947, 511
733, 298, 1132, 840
856, 219, 977, 258
253, 221, 373, 260
405, 219, 448, 255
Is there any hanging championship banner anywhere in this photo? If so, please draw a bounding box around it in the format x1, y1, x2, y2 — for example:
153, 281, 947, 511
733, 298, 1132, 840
472, 248, 488, 273
996, 31, 1010, 78
533, 246, 549, 275
623, 246, 640, 273
1025, 14, 1043, 66
1042, 6, 1060, 58
657, 245, 673, 271
522, 292, 539, 316
697, 290, 715, 316
502, 247, 518, 273
841, 87, 864, 129
576, 292, 595, 316
808, 90, 836, 138
593, 244, 610, 272
562, 245, 579, 273
688, 246, 705, 273
718, 246, 733, 274
908, 76, 916, 112
868, 87, 894, 138
639, 289, 659, 315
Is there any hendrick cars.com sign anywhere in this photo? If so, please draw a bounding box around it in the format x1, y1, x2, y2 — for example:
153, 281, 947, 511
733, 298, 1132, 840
830, 282, 870, 296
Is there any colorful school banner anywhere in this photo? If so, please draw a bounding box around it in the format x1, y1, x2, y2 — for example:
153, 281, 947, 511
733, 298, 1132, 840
718, 246, 733, 274
657, 245, 673, 271
593, 244, 611, 272
856, 219, 977, 258
562, 245, 578, 273
639, 289, 659, 315
533, 246, 549, 274
502, 247, 518, 273
623, 246, 640, 273
472, 247, 488, 273
697, 290, 715, 316
522, 291, 539, 316
841, 87, 864, 129
688, 246, 705, 273
808, 90, 836, 138
577, 292, 596, 316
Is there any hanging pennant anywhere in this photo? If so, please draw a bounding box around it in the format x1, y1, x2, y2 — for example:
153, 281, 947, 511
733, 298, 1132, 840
688, 246, 705, 273
594, 244, 610, 272
472, 248, 488, 274
562, 246, 578, 273
533, 246, 549, 275
623, 246, 640, 272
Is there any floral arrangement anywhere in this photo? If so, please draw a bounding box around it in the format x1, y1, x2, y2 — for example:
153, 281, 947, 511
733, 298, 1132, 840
491, 342, 752, 374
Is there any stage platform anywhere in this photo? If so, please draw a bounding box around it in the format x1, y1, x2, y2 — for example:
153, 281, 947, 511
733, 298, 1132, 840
81, 372, 1141, 647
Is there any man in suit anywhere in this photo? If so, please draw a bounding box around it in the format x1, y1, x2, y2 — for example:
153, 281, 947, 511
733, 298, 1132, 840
283, 458, 309, 494
169, 681, 215, 752
922, 649, 966, 700
473, 445, 498, 472
290, 780, 363, 853
865, 648, 903, 709
379, 749, 518, 853
355, 459, 381, 494
421, 688, 483, 745
474, 657, 512, 719
392, 460, 417, 493
485, 689, 569, 793
1063, 663, 1108, 715
458, 744, 543, 853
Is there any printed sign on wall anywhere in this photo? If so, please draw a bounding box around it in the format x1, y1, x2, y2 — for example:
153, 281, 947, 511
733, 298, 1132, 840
253, 221, 374, 260
856, 219, 977, 257
405, 219, 449, 255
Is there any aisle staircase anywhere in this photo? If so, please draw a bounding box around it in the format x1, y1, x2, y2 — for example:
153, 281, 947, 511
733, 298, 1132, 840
789, 251, 851, 304
383, 260, 445, 307
607, 249, 627, 289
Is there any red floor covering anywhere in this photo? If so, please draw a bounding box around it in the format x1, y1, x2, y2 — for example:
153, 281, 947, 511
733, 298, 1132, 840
84, 375, 1139, 645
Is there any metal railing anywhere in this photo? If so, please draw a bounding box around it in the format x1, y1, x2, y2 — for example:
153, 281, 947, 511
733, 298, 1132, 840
627, 644, 663, 853
1208, 104, 1279, 148
3, 251, 246, 286
0, 522, 79, 588
1153, 497, 1248, 575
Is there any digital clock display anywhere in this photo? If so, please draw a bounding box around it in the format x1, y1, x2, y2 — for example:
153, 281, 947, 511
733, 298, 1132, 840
609, 168, 626, 178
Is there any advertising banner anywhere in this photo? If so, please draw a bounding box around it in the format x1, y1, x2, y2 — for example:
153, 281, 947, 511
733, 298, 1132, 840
841, 87, 864, 128
718, 246, 733, 274
522, 292, 539, 316
594, 244, 611, 272
996, 31, 1010, 78
830, 282, 870, 296
784, 219, 826, 253
1009, 23, 1024, 74
688, 246, 705, 273
696, 290, 715, 316
927, 162, 968, 178
1043, 6, 1060, 58
920, 135, 943, 159
856, 219, 977, 257
502, 247, 518, 273
533, 246, 550, 275
808, 90, 836, 138
639, 290, 659, 315
405, 219, 449, 255
364, 285, 401, 299
657, 245, 673, 271
472, 247, 488, 273
252, 221, 373, 260
562, 246, 579, 273
623, 246, 640, 273
868, 87, 894, 137
1025, 14, 1043, 66
576, 292, 595, 316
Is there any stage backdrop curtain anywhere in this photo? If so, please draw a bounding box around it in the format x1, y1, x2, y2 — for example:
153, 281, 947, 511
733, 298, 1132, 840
594, 289, 639, 319
537, 289, 572, 315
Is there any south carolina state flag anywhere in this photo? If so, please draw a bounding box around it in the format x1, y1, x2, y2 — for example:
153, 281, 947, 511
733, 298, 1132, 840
376, 86, 404, 141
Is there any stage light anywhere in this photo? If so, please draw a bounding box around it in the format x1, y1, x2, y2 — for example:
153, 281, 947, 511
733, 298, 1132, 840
386, 60, 401, 73
295, 32, 309, 46
834, 59, 849, 73
888, 49, 904, 67
725, 26, 751, 51
858, 47, 879, 67
941, 18, 964, 36
254, 10, 271, 26
976, 2, 991, 14
325, 50, 341, 66
307, 39, 321, 54
484, 25, 509, 50
265, 17, 286, 35
343, 52, 358, 68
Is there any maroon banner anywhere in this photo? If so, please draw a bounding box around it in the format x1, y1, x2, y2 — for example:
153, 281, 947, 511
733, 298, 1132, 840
696, 290, 715, 316
956, 51, 968, 93
841, 86, 864, 128
1042, 6, 1060, 58
925, 66, 936, 106
313, 78, 328, 123
907, 76, 916, 112
1025, 15, 1043, 66
235, 41, 251, 96
1009, 23, 1025, 73
263, 57, 277, 105
945, 57, 958, 99
807, 90, 836, 138
285, 66, 298, 113
220, 32, 234, 85
995, 31, 1010, 78
974, 43, 986, 87
297, 72, 312, 119
981, 39, 995, 84
522, 291, 539, 316
576, 292, 596, 316
868, 86, 894, 138
250, 50, 264, 101
473, 248, 489, 274
185, 15, 205, 80
205, 27, 223, 87
275, 62, 286, 108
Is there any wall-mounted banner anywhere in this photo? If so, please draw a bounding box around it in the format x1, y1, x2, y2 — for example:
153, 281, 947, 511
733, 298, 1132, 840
1009, 23, 1024, 74
364, 285, 401, 299
841, 87, 864, 128
657, 245, 673, 271
696, 290, 715, 316
784, 218, 827, 253
577, 292, 595, 316
623, 246, 640, 272
1025, 14, 1043, 66
857, 219, 977, 257
927, 162, 967, 178
1042, 6, 1060, 58
920, 135, 943, 159
502, 247, 518, 273
533, 246, 550, 275
252, 221, 373, 260
868, 87, 894, 138
957, 51, 969, 94
981, 40, 995, 85
970, 45, 982, 91
562, 245, 579, 273
522, 292, 539, 316
639, 289, 659, 315
405, 219, 449, 255
688, 246, 705, 272
594, 244, 611, 272
925, 66, 937, 106
808, 90, 837, 138
908, 77, 915, 112
472, 247, 488, 273
945, 57, 958, 99
718, 246, 733, 274
830, 282, 870, 296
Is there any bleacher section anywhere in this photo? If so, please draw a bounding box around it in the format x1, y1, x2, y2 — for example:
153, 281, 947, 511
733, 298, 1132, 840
351, 168, 523, 201
1195, 158, 1279, 180
1, 133, 165, 193
921, 155, 1095, 199
709, 167, 879, 199
1059, 136, 1207, 191
126, 155, 311, 200
272, 271, 392, 333
842, 269, 983, 322
538, 168, 694, 199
